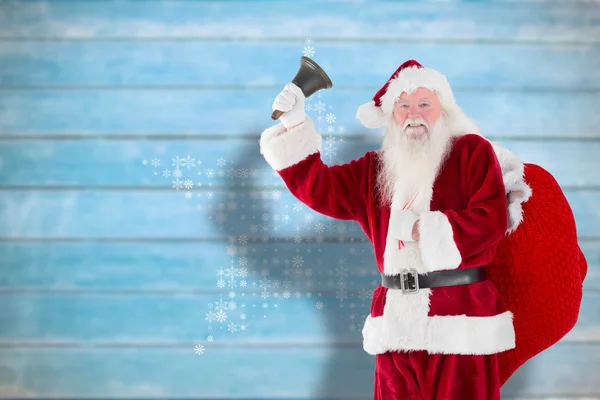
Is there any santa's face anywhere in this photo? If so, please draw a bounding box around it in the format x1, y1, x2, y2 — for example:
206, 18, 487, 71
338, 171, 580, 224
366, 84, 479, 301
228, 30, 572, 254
392, 88, 442, 141
377, 91, 453, 205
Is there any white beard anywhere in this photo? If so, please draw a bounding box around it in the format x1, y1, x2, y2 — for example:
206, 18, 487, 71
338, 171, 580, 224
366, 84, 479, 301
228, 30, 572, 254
376, 114, 454, 206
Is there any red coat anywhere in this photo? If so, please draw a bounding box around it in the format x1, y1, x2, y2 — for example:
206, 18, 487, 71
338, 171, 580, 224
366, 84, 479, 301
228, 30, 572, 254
260, 117, 516, 355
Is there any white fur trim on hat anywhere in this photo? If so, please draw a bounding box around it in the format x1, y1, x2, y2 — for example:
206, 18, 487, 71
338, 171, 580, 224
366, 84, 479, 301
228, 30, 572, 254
379, 66, 455, 115
356, 65, 459, 130
355, 100, 386, 129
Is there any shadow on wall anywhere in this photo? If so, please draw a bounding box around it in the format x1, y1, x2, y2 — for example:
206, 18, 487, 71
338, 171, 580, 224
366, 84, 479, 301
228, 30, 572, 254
206, 123, 377, 397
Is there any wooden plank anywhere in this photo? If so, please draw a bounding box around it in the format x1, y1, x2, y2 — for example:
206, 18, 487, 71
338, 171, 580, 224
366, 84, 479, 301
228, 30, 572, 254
0, 344, 598, 397
0, 190, 598, 239
564, 292, 600, 342
506, 398, 600, 400
1, 90, 600, 138
584, 241, 600, 290
0, 291, 597, 343
1, 41, 598, 89
1, 139, 599, 188
501, 343, 600, 396
0, 1, 598, 43
0, 292, 370, 342
0, 189, 366, 239
3, 347, 374, 399
0, 242, 380, 291
1, 241, 598, 291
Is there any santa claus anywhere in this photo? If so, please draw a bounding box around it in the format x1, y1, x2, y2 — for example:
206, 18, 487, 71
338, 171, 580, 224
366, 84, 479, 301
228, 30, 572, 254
258, 60, 585, 399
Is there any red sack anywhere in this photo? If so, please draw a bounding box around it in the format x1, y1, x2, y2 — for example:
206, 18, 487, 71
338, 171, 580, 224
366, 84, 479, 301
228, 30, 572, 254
486, 162, 588, 386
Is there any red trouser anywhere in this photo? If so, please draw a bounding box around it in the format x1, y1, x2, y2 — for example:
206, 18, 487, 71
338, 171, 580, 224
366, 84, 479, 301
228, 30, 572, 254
374, 350, 501, 399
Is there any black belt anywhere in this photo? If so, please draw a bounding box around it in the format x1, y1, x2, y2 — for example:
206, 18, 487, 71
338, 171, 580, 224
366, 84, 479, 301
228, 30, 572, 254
381, 266, 486, 293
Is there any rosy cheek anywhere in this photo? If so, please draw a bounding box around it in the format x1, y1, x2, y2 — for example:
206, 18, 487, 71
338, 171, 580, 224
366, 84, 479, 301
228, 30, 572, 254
425, 109, 440, 124
393, 109, 407, 125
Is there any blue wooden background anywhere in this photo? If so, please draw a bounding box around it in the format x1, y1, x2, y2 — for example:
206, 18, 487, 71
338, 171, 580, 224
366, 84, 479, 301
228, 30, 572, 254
0, 0, 599, 398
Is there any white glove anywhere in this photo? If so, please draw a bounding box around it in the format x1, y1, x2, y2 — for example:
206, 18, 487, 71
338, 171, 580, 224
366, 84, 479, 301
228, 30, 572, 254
272, 83, 306, 129
388, 209, 420, 242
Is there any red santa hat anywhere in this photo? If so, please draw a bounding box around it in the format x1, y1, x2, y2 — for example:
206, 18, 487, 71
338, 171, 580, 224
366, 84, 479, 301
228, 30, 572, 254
356, 59, 480, 135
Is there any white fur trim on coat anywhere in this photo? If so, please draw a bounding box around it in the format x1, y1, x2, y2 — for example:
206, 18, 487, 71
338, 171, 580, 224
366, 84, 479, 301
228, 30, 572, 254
259, 116, 322, 171
389, 209, 420, 242
362, 288, 516, 355
490, 142, 533, 234
383, 188, 436, 275
417, 210, 462, 272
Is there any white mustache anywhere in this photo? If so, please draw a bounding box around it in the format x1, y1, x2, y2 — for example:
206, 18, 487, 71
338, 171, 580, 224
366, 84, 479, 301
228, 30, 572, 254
403, 117, 429, 131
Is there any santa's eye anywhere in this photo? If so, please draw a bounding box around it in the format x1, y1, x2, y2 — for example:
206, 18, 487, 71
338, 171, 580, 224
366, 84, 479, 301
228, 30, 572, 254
420, 103, 430, 107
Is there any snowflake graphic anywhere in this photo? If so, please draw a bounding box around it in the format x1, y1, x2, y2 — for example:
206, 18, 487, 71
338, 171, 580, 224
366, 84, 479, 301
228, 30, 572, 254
172, 156, 184, 168
182, 155, 196, 169
214, 299, 228, 313
194, 344, 206, 355
228, 323, 239, 333
314, 223, 325, 234
303, 45, 315, 58
336, 288, 349, 302
313, 101, 326, 113
224, 266, 238, 280
205, 311, 216, 323
323, 134, 343, 160
141, 38, 377, 357
172, 178, 184, 191
291, 255, 304, 268
303, 38, 315, 58
215, 310, 227, 322
259, 277, 271, 290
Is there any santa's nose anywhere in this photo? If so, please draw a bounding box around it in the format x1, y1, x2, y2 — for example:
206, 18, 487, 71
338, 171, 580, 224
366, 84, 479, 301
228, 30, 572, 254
407, 106, 421, 118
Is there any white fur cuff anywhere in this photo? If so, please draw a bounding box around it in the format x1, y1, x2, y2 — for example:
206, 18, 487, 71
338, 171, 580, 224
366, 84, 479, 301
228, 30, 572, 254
389, 209, 419, 242
418, 211, 462, 272
259, 116, 322, 171
490, 142, 533, 234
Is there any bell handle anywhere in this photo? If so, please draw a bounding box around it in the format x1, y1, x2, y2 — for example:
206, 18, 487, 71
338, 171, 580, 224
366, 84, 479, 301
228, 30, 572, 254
271, 110, 284, 120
